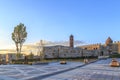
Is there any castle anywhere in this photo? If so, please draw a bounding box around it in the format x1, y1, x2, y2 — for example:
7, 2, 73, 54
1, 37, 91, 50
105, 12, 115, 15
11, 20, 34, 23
79, 37, 120, 55
43, 35, 120, 59
1, 35, 119, 62
43, 35, 94, 58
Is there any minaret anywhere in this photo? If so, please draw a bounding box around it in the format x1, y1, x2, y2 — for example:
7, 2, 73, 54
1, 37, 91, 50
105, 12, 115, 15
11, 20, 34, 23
70, 35, 74, 47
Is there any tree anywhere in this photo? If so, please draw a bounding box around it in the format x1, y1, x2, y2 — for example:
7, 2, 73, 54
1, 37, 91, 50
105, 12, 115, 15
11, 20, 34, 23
12, 23, 27, 59
28, 52, 34, 59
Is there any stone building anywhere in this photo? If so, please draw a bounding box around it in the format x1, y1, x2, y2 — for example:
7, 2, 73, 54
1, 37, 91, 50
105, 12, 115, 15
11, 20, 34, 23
79, 37, 120, 56
43, 36, 120, 59
43, 35, 98, 59
43, 45, 97, 59
5, 53, 16, 63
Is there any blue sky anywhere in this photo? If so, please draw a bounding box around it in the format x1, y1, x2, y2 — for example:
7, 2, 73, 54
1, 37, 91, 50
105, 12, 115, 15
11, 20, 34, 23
0, 0, 120, 49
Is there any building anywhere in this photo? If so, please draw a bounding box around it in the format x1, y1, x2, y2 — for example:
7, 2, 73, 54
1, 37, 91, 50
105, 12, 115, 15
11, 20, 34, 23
43, 36, 120, 59
79, 37, 120, 55
43, 35, 98, 59
1, 36, 120, 60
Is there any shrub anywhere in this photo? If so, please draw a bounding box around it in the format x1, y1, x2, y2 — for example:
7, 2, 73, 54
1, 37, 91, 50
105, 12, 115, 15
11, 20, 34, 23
109, 54, 120, 58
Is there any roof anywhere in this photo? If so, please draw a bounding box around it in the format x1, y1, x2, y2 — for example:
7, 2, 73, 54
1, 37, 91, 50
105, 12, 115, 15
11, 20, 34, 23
105, 37, 113, 45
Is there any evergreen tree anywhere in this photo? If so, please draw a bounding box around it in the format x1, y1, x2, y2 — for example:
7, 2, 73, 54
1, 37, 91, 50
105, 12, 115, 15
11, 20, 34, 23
12, 23, 27, 59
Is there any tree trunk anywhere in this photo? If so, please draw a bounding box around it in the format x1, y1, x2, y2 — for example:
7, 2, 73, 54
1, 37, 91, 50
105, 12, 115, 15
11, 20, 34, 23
19, 43, 23, 56
15, 42, 19, 60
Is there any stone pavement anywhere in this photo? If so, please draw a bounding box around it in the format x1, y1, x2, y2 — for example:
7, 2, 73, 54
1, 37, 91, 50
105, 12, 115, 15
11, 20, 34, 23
0, 61, 84, 80
42, 58, 120, 80
0, 59, 120, 80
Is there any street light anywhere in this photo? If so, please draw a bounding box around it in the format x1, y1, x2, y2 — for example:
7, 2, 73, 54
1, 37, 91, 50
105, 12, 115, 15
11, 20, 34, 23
58, 47, 59, 61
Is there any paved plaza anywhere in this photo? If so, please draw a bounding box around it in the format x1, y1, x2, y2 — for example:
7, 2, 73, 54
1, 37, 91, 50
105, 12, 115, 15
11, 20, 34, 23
43, 58, 120, 80
0, 61, 84, 80
0, 59, 120, 80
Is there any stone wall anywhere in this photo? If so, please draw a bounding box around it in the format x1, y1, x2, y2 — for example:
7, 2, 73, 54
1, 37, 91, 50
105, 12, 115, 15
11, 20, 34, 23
43, 45, 99, 59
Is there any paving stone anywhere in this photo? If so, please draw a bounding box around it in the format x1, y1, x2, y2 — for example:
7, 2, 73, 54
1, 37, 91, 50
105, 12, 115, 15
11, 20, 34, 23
0, 58, 120, 80
42, 58, 120, 80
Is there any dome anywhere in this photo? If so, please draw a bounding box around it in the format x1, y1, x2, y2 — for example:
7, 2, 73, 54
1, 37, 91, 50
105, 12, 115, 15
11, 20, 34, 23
105, 37, 113, 45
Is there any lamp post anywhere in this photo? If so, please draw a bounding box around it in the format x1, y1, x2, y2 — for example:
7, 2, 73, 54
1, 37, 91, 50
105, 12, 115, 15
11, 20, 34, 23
84, 52, 88, 64
58, 47, 59, 61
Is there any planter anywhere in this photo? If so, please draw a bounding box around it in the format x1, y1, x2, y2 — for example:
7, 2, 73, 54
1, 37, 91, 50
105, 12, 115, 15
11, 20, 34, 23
60, 61, 67, 64
110, 59, 120, 67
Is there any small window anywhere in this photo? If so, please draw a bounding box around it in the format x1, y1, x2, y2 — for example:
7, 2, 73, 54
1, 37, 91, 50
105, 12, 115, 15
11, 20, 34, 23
84, 48, 87, 50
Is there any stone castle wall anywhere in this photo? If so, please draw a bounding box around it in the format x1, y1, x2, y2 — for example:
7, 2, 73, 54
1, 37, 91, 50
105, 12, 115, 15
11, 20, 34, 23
43, 36, 120, 59
79, 40, 120, 54
43, 45, 100, 59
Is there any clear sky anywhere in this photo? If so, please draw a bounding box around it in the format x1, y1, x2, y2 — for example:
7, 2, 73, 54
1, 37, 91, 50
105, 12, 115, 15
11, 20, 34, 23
0, 0, 120, 49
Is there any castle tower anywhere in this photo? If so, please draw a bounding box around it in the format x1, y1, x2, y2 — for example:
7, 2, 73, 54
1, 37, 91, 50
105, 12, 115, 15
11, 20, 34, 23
105, 37, 113, 46
105, 37, 113, 54
70, 35, 74, 47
